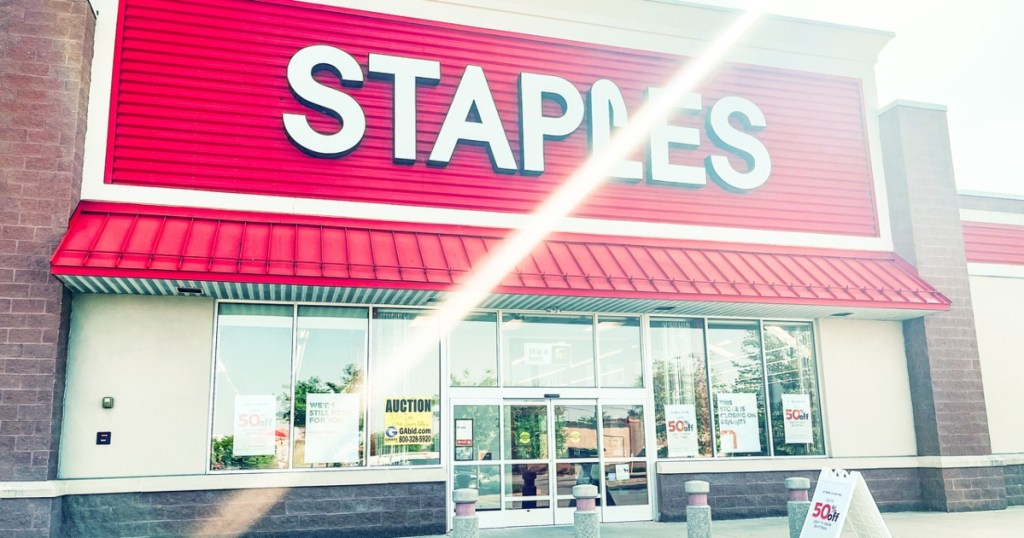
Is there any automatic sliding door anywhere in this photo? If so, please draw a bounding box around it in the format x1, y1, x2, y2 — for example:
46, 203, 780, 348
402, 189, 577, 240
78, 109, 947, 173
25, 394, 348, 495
452, 398, 652, 528
503, 402, 552, 526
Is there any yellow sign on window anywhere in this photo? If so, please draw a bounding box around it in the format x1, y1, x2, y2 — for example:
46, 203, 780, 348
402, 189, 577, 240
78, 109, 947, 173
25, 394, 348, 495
383, 397, 434, 445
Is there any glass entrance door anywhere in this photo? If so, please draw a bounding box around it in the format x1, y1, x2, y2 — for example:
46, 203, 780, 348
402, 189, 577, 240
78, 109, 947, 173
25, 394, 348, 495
505, 400, 601, 525
451, 398, 651, 528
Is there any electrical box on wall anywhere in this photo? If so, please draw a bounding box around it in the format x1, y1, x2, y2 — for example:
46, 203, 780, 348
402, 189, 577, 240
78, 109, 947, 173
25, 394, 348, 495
96, 432, 111, 445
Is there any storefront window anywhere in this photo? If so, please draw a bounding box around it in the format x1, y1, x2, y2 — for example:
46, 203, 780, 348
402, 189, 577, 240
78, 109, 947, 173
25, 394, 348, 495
292, 306, 367, 468
210, 303, 827, 471
210, 304, 293, 471
450, 312, 498, 387
502, 314, 595, 387
596, 316, 643, 388
650, 318, 711, 458
369, 309, 441, 466
707, 319, 769, 457
764, 322, 825, 456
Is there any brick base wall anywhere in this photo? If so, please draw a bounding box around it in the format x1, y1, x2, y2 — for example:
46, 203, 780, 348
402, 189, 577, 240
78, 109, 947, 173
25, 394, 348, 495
1004, 465, 1024, 506
920, 467, 1007, 512
657, 468, 924, 521
59, 483, 446, 538
0, 498, 61, 538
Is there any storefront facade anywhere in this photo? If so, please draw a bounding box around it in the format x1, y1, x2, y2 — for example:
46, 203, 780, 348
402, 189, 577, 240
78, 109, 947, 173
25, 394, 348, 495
1, 0, 1022, 536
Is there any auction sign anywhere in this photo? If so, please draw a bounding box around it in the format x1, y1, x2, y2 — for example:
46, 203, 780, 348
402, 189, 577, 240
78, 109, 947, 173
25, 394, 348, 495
383, 397, 434, 445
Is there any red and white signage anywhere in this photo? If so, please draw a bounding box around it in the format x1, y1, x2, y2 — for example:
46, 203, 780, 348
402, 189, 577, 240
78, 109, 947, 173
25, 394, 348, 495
717, 393, 761, 453
665, 404, 700, 457
782, 393, 813, 444
232, 395, 277, 457
801, 469, 892, 537
106, 0, 879, 236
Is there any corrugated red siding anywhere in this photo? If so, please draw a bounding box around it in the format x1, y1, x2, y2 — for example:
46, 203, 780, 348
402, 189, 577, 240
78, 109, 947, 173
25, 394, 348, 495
52, 203, 946, 309
106, 0, 879, 236
963, 222, 1024, 265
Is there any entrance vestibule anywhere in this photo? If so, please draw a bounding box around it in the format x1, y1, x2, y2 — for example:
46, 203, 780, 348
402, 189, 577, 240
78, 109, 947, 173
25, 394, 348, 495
451, 397, 652, 527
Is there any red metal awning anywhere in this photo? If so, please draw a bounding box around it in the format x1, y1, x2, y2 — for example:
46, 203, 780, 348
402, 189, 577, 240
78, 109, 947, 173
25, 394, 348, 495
51, 202, 949, 315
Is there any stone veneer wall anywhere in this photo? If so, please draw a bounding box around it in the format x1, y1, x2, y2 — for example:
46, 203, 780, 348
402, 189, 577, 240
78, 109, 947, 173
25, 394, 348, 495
59, 483, 446, 538
656, 469, 924, 522
1002, 465, 1024, 507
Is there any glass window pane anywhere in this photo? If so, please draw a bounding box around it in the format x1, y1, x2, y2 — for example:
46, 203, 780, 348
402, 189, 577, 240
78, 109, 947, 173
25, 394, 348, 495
450, 312, 498, 387
555, 463, 604, 507
554, 404, 598, 459
707, 319, 769, 457
505, 463, 550, 503
597, 316, 643, 388
210, 303, 293, 471
602, 405, 646, 458
764, 322, 826, 456
369, 309, 440, 466
650, 318, 711, 458
502, 314, 595, 387
505, 404, 548, 460
453, 405, 500, 462
292, 306, 367, 468
454, 464, 501, 510
603, 461, 649, 506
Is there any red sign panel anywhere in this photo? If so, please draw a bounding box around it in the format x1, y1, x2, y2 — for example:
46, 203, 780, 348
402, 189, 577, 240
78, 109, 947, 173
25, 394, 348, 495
963, 222, 1024, 265
106, 0, 879, 236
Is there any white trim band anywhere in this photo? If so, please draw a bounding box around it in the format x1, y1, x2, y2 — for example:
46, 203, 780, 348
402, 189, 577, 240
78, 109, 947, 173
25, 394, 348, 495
961, 209, 1024, 226
7, 455, 1024, 499
1, 467, 445, 499
657, 453, 1024, 475
968, 263, 1024, 278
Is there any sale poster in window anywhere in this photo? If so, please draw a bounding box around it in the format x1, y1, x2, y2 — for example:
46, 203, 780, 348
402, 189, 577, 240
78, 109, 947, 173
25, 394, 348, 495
664, 404, 699, 457
782, 393, 813, 444
717, 393, 761, 453
233, 394, 277, 456
304, 393, 360, 464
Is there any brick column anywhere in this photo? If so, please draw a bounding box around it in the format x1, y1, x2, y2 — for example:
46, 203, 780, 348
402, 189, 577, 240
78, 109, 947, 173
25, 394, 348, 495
0, 0, 94, 535
879, 101, 1007, 511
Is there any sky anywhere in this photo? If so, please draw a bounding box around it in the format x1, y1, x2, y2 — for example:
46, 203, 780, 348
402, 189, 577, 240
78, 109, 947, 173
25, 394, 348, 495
688, 0, 1024, 197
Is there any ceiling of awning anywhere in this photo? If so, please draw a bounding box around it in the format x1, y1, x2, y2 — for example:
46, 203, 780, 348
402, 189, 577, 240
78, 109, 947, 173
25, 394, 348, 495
50, 202, 950, 320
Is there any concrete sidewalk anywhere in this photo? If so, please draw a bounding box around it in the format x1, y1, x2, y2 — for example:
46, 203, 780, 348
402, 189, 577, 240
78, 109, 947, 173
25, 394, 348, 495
419, 506, 1024, 537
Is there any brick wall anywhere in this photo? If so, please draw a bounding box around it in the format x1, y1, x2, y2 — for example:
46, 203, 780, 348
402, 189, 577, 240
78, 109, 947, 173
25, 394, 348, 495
878, 103, 1003, 511
919, 467, 1007, 512
0, 0, 93, 487
1004, 465, 1024, 506
656, 468, 923, 522
60, 483, 446, 538
0, 498, 62, 538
